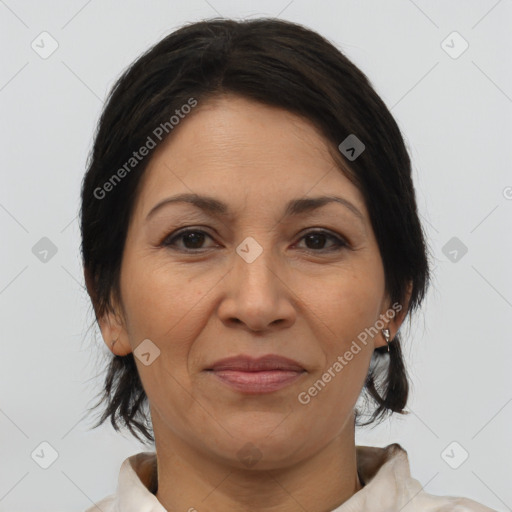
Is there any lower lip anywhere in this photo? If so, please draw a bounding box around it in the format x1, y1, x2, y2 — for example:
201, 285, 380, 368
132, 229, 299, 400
208, 369, 305, 394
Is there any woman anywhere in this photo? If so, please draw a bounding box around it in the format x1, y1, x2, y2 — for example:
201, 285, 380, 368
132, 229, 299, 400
81, 17, 496, 512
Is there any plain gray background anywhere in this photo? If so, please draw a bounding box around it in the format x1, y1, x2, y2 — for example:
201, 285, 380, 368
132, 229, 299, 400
1, 1, 511, 510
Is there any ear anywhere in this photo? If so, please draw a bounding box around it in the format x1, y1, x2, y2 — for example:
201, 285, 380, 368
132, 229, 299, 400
84, 266, 132, 356
374, 281, 413, 350
97, 306, 132, 356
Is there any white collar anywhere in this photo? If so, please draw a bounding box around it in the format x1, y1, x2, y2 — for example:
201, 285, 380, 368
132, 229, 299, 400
88, 443, 495, 511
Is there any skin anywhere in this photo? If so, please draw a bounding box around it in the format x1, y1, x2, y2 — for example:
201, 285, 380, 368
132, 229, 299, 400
97, 94, 411, 512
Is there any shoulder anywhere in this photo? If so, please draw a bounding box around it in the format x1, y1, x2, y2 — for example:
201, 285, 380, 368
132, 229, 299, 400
389, 443, 496, 512
406, 493, 497, 511
83, 494, 116, 512
355, 443, 497, 512
82, 451, 160, 512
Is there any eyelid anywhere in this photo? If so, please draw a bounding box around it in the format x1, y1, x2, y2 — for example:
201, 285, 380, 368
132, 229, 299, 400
161, 227, 217, 249
161, 226, 349, 252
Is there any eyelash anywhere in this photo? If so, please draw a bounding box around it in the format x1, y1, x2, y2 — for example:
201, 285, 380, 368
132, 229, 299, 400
161, 228, 348, 253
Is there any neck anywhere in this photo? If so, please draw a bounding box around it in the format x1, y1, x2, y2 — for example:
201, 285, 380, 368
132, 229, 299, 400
152, 412, 363, 512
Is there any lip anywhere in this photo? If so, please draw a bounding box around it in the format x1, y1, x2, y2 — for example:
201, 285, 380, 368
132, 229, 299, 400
205, 355, 306, 394
207, 354, 305, 372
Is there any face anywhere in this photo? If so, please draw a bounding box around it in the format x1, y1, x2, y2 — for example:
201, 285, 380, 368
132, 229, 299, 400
99, 94, 408, 469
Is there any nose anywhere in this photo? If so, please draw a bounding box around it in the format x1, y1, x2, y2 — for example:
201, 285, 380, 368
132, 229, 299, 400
217, 243, 296, 333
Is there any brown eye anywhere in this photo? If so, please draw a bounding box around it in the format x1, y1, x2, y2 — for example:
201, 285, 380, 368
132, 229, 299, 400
162, 228, 348, 254
296, 230, 347, 252
162, 229, 215, 251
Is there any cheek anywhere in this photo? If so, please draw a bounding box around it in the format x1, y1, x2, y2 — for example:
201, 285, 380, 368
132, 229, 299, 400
299, 279, 377, 419
119, 254, 220, 352
303, 263, 385, 343
119, 257, 211, 405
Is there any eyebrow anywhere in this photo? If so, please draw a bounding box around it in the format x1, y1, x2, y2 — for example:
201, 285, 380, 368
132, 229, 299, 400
146, 193, 365, 223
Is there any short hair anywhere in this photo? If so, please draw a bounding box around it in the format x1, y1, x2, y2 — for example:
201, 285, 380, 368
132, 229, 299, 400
81, 17, 432, 444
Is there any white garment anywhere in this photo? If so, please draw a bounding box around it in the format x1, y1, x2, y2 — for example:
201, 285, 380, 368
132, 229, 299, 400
84, 443, 496, 512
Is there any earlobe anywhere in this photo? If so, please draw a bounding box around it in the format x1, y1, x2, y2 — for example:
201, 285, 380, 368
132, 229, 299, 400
98, 308, 132, 356
109, 336, 132, 356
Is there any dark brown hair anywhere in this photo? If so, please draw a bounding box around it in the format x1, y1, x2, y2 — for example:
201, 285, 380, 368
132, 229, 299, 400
81, 17, 431, 444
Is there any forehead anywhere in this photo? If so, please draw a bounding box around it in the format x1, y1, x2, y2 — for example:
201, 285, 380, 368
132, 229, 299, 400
133, 94, 366, 221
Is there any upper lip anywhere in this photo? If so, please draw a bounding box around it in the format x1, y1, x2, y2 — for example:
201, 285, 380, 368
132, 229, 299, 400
207, 355, 305, 372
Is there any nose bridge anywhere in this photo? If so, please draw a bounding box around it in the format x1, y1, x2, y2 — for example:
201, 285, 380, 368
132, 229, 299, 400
225, 233, 293, 329
234, 233, 278, 290
218, 231, 295, 331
